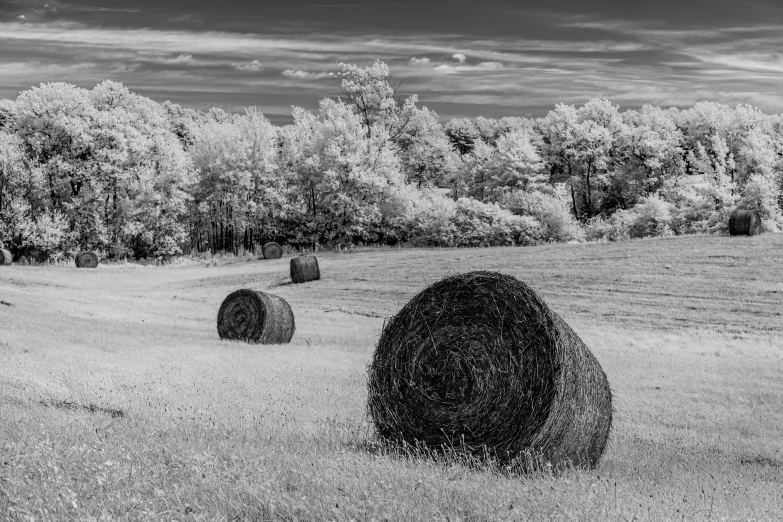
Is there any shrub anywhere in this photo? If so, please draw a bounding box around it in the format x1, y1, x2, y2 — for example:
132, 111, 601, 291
584, 212, 633, 242
735, 174, 783, 233
450, 198, 542, 247
625, 195, 673, 238
499, 190, 583, 243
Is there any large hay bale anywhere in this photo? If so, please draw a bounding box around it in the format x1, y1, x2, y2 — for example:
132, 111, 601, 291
217, 289, 295, 344
367, 271, 613, 471
0, 248, 12, 266
75, 251, 99, 268
728, 208, 762, 236
262, 242, 283, 260
290, 255, 320, 284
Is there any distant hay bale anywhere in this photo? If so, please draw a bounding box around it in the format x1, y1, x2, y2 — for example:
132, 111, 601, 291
262, 242, 283, 260
0, 248, 11, 266
75, 251, 99, 268
217, 289, 295, 344
729, 209, 762, 236
290, 255, 320, 284
367, 271, 613, 471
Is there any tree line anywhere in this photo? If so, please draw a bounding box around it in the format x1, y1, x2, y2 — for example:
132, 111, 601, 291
1, 60, 781, 261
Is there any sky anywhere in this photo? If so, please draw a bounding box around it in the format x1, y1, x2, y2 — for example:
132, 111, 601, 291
1, 0, 782, 125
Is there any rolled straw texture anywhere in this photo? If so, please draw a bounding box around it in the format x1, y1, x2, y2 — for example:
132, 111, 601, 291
217, 289, 295, 344
262, 242, 283, 260
290, 255, 320, 284
0, 249, 12, 266
728, 209, 762, 236
75, 251, 99, 268
367, 271, 613, 470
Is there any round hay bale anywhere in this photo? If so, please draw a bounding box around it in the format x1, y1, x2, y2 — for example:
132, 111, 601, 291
367, 271, 613, 471
262, 242, 283, 260
0, 248, 12, 266
728, 208, 762, 236
217, 289, 295, 344
290, 255, 320, 284
75, 251, 99, 268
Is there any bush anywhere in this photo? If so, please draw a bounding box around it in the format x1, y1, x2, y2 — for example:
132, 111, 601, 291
450, 198, 542, 247
735, 174, 783, 233
586, 196, 675, 241
382, 187, 543, 247
499, 190, 583, 243
584, 212, 633, 242
625, 195, 673, 238
403, 188, 459, 246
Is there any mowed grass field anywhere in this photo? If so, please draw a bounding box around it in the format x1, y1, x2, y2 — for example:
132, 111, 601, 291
1, 234, 782, 521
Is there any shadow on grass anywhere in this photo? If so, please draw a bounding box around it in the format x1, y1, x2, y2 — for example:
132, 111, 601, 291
39, 399, 125, 418
739, 454, 781, 468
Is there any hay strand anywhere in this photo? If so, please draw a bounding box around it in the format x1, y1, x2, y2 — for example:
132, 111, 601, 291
262, 242, 283, 260
728, 209, 762, 236
217, 289, 295, 344
0, 248, 12, 266
367, 271, 613, 471
75, 251, 99, 268
290, 255, 320, 284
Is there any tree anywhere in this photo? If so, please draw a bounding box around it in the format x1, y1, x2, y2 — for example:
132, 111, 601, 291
336, 60, 418, 142
538, 99, 624, 220
189, 107, 286, 253
278, 98, 405, 245
458, 138, 496, 202
485, 128, 545, 197
605, 105, 685, 212
396, 107, 458, 189
444, 118, 479, 155
0, 99, 15, 129
10, 81, 193, 258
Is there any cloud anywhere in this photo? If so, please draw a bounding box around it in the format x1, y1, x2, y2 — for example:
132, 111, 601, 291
434, 61, 505, 74
409, 57, 431, 66
232, 60, 264, 71
681, 51, 783, 74
34, 3, 59, 14
2, 18, 783, 122
168, 54, 193, 65
282, 69, 331, 79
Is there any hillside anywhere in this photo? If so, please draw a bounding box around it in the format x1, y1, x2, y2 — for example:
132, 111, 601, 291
1, 234, 782, 520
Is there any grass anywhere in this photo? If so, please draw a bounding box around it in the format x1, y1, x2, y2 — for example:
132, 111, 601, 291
1, 233, 782, 521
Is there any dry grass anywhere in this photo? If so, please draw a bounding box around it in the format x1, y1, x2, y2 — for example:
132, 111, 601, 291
1, 234, 782, 520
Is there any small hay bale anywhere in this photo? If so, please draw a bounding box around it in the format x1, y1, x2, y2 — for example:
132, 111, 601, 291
262, 242, 283, 260
75, 251, 99, 268
217, 289, 295, 344
290, 255, 320, 284
0, 248, 11, 266
367, 271, 613, 471
728, 208, 762, 236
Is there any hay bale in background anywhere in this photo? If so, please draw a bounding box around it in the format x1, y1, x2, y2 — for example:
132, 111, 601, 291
75, 251, 99, 268
367, 271, 613, 471
290, 255, 320, 284
0, 248, 12, 266
729, 209, 762, 236
217, 289, 295, 344
262, 242, 283, 260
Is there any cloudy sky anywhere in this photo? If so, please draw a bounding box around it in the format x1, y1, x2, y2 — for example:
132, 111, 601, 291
1, 0, 782, 124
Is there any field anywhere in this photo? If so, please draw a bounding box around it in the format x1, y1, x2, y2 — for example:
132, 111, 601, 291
1, 234, 782, 521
